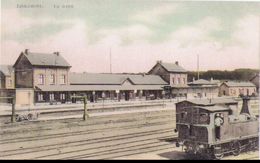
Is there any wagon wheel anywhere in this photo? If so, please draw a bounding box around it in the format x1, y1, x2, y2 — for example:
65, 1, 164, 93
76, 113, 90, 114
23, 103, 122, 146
27, 113, 33, 121
15, 115, 21, 122
231, 141, 241, 156
213, 146, 224, 160
214, 153, 224, 160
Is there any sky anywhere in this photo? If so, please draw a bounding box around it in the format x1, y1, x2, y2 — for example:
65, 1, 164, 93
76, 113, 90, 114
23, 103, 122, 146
1, 0, 260, 73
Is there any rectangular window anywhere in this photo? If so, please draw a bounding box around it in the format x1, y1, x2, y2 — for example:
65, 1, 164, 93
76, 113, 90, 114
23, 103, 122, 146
38, 74, 45, 85
50, 74, 55, 85
50, 93, 55, 101
183, 78, 186, 84
60, 75, 66, 84
38, 93, 43, 101
172, 78, 175, 84
8, 79, 12, 87
60, 93, 65, 100
178, 78, 181, 84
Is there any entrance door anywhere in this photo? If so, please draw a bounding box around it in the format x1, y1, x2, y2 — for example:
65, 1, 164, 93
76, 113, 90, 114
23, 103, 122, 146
124, 91, 130, 101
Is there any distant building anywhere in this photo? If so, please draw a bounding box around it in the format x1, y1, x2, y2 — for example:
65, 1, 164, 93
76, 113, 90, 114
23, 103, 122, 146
219, 81, 257, 97
149, 61, 219, 99
187, 79, 219, 99
0, 65, 15, 89
250, 74, 259, 93
0, 65, 15, 102
148, 60, 188, 87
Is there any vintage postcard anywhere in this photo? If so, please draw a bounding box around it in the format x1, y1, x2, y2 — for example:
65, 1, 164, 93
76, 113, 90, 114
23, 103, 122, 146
0, 0, 259, 160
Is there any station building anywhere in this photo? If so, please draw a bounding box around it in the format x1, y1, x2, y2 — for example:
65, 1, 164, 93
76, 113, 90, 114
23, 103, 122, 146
7, 49, 253, 106
13, 50, 168, 106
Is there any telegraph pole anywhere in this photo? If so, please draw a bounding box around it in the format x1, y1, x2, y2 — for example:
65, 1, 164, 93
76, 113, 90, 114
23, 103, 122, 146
197, 54, 200, 80
109, 48, 112, 73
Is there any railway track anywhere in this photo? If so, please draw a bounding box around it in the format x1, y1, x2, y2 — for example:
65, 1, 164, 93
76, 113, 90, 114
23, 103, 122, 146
0, 104, 258, 160
0, 108, 178, 160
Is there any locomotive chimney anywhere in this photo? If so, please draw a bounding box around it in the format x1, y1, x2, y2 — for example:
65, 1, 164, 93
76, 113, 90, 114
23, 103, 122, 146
240, 96, 251, 115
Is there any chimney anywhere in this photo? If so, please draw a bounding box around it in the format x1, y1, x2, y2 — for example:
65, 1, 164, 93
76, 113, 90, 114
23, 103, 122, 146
240, 96, 251, 115
25, 49, 29, 55
175, 61, 179, 65
54, 52, 59, 56
157, 60, 162, 64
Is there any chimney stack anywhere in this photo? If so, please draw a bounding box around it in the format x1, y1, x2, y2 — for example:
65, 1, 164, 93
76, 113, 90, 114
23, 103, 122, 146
25, 49, 29, 55
53, 52, 60, 56
175, 61, 179, 65
157, 60, 162, 64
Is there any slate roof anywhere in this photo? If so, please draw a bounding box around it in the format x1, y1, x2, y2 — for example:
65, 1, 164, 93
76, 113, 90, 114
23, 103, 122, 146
69, 73, 168, 85
36, 84, 165, 92
188, 79, 219, 87
17, 52, 71, 67
177, 97, 238, 106
222, 81, 256, 87
160, 62, 187, 73
198, 106, 231, 112
189, 79, 212, 85
0, 65, 13, 76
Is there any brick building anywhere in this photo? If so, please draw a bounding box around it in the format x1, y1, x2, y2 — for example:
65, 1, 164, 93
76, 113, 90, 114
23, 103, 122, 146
219, 81, 257, 97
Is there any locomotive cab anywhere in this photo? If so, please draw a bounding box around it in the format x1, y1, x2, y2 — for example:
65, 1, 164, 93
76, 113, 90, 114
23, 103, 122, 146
175, 98, 259, 159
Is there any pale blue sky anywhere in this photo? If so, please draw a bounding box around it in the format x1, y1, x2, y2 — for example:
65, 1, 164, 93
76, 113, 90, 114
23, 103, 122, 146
1, 0, 260, 72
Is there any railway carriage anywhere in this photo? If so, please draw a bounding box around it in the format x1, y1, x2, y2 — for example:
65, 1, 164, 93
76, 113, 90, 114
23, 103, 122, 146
175, 97, 259, 159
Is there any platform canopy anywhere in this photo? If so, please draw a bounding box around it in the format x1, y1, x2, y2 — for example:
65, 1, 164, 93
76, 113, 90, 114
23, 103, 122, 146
36, 85, 165, 92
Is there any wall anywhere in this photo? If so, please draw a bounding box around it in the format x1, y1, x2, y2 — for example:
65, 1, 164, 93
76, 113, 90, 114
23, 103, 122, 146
220, 84, 257, 97
15, 54, 33, 88
33, 67, 70, 87
172, 87, 219, 99
219, 84, 229, 96
148, 64, 170, 83
15, 88, 34, 106
169, 73, 187, 86
5, 74, 15, 89
0, 72, 5, 89
250, 76, 259, 92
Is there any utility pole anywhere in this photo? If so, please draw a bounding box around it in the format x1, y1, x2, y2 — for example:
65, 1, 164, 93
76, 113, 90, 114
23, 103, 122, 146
109, 48, 112, 73
197, 54, 200, 80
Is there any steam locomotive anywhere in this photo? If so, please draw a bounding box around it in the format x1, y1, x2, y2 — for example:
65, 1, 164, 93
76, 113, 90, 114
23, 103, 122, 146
175, 97, 259, 159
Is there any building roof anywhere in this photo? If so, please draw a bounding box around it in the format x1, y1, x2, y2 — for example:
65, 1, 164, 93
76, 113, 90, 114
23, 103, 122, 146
159, 62, 187, 73
222, 81, 256, 87
0, 65, 13, 76
188, 79, 219, 88
177, 97, 238, 106
189, 79, 212, 85
198, 106, 231, 112
69, 73, 168, 85
15, 51, 71, 68
250, 74, 259, 81
36, 84, 165, 92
